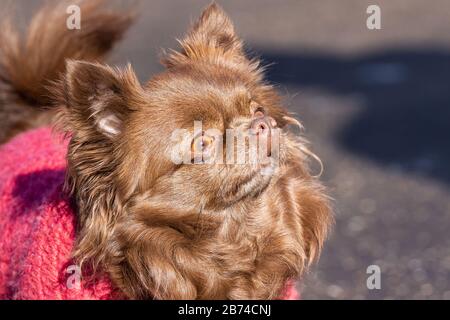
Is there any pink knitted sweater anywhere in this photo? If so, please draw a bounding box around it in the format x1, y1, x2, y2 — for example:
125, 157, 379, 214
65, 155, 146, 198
0, 127, 299, 300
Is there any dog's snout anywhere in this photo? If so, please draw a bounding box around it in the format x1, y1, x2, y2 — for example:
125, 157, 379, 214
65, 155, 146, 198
250, 115, 276, 157
251, 118, 270, 135
250, 114, 276, 135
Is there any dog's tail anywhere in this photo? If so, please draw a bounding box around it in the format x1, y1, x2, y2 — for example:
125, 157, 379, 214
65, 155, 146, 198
0, 0, 134, 142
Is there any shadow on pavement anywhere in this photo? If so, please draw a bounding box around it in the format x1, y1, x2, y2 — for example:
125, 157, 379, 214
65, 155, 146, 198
258, 48, 450, 184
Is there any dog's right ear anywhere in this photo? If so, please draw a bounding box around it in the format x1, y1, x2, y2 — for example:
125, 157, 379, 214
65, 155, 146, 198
57, 60, 144, 139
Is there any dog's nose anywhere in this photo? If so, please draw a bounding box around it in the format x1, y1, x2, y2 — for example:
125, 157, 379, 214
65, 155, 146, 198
251, 117, 270, 135
250, 114, 276, 157
250, 113, 276, 133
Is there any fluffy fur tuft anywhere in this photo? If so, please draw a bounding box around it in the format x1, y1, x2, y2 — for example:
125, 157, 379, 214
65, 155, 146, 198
0, 0, 134, 143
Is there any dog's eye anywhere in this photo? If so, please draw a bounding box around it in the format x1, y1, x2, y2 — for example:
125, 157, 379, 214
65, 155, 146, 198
191, 133, 215, 162
253, 107, 265, 118
251, 102, 265, 118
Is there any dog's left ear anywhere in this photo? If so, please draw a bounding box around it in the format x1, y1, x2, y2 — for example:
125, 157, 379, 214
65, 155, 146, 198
163, 3, 247, 67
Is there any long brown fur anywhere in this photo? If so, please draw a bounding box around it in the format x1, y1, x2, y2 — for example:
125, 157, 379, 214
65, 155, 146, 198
5, 1, 332, 299
0, 0, 134, 144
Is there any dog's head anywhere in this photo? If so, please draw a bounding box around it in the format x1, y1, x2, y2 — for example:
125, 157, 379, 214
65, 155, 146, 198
61, 4, 303, 208
56, 3, 332, 298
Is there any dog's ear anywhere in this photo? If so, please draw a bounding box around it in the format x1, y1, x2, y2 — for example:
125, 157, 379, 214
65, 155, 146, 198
163, 3, 247, 67
55, 61, 147, 271
57, 60, 143, 139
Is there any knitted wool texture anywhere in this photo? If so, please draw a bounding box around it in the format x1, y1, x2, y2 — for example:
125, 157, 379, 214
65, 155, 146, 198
0, 127, 299, 300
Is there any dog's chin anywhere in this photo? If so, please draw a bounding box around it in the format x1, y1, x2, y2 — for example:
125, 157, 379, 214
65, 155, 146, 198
224, 162, 276, 206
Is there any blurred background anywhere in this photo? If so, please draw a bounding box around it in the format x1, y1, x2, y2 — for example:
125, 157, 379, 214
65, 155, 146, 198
16, 0, 450, 299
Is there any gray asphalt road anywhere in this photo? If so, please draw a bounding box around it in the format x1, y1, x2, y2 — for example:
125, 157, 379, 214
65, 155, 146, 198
10, 0, 450, 299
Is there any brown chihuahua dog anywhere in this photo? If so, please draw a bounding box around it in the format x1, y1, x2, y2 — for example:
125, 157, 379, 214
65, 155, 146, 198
2, 1, 332, 299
